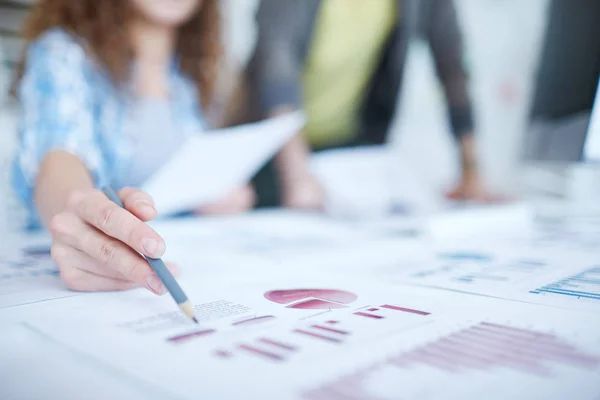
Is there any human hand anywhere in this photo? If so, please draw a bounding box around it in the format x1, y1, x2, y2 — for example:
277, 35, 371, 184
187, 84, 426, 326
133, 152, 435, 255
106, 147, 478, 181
197, 185, 256, 215
282, 173, 324, 210
49, 187, 177, 293
446, 170, 495, 202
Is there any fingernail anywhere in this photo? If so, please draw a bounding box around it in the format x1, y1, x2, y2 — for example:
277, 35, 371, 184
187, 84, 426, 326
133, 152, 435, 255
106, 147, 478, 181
136, 200, 155, 210
142, 237, 164, 258
146, 275, 166, 295
139, 205, 156, 217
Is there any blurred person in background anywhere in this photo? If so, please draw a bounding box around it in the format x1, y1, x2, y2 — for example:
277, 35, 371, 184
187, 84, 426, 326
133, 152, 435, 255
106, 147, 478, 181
526, 0, 600, 162
245, 0, 490, 209
10, 0, 253, 294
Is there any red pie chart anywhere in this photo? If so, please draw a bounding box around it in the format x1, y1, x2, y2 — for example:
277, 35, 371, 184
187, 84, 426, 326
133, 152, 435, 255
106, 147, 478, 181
264, 289, 358, 309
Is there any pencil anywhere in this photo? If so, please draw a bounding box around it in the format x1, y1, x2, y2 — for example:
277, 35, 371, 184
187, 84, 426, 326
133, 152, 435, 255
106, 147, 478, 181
101, 186, 198, 324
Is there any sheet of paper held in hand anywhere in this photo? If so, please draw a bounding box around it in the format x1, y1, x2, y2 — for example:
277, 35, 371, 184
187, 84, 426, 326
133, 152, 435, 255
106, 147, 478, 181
143, 112, 306, 216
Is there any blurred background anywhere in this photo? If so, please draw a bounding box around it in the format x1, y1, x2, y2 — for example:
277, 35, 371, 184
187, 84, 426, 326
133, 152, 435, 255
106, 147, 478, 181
1, 0, 598, 230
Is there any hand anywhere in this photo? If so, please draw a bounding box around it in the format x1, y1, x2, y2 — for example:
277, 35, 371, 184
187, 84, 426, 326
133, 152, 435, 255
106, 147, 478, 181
282, 173, 324, 210
197, 185, 256, 215
446, 170, 494, 202
49, 188, 177, 293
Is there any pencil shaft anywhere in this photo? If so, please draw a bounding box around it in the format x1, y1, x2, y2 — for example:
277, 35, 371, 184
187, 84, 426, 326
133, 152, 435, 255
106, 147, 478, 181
145, 257, 188, 304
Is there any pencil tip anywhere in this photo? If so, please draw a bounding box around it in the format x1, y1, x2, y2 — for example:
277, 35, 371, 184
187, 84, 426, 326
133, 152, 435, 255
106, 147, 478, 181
192, 317, 199, 324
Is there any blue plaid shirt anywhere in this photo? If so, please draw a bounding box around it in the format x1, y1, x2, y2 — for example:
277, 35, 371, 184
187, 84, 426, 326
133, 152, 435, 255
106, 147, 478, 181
11, 29, 207, 229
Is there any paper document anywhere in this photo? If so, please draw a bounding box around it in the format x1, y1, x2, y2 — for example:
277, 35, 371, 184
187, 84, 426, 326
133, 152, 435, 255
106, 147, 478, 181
0, 235, 78, 309
150, 210, 426, 277
396, 242, 600, 314
143, 112, 305, 216
299, 306, 600, 400
27, 277, 600, 399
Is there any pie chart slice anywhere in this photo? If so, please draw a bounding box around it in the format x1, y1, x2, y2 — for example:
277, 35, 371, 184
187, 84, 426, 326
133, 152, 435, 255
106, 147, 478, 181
285, 299, 348, 309
264, 289, 357, 310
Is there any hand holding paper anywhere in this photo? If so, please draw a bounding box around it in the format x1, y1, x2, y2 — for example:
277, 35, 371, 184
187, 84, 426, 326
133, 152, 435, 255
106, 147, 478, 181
143, 112, 306, 216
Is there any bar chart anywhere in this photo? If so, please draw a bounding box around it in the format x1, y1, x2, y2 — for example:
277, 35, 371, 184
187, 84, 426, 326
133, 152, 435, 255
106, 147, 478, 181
530, 266, 600, 301
303, 322, 600, 400
214, 303, 431, 363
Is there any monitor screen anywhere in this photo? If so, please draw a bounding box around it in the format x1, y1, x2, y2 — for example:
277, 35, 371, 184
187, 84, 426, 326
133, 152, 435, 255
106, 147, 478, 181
583, 79, 600, 163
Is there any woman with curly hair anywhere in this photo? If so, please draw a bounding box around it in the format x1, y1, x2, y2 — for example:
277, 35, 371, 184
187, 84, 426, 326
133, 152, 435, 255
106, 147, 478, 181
11, 0, 253, 294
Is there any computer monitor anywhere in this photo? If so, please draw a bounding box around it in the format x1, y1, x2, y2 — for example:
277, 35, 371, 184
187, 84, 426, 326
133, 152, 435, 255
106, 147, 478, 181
525, 0, 600, 163
583, 79, 600, 163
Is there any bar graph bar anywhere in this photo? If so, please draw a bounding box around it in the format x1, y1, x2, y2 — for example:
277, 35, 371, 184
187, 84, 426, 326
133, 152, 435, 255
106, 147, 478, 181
381, 304, 431, 316
325, 320, 339, 324
438, 252, 492, 262
258, 338, 298, 352
167, 329, 216, 344
214, 350, 233, 358
353, 311, 384, 320
311, 325, 350, 335
293, 329, 343, 343
238, 344, 284, 361
303, 322, 600, 400
232, 315, 276, 326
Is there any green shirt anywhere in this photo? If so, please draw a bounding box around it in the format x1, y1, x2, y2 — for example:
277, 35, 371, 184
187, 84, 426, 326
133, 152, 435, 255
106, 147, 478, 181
302, 0, 397, 148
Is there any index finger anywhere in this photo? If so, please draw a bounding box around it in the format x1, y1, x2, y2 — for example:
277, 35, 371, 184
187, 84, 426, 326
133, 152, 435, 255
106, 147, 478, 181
72, 190, 166, 258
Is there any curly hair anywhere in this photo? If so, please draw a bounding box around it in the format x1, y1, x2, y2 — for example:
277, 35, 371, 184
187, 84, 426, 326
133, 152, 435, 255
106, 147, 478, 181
12, 0, 222, 109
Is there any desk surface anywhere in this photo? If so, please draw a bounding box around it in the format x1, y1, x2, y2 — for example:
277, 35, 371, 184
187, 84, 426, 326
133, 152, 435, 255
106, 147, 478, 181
1, 208, 599, 400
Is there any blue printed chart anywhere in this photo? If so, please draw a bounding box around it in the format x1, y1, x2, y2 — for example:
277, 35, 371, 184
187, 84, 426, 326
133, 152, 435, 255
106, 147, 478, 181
400, 248, 573, 297
525, 266, 600, 313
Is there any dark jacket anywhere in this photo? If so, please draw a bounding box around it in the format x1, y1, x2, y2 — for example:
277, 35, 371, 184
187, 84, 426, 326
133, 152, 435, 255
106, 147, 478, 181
245, 0, 474, 146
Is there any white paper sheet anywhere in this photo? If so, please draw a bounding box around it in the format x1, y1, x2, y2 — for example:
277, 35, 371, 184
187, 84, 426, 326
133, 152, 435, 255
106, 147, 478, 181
297, 305, 600, 400
24, 277, 456, 399
150, 210, 429, 280
143, 112, 305, 216
0, 235, 79, 309
26, 276, 600, 400
395, 241, 600, 314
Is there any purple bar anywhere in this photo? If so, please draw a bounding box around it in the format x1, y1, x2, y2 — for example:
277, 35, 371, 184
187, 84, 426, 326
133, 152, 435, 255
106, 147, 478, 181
167, 329, 216, 344
325, 320, 339, 324
311, 325, 350, 336
368, 308, 379, 312
238, 344, 285, 361
354, 311, 384, 319
214, 349, 233, 358
294, 329, 343, 343
258, 338, 298, 351
381, 304, 430, 316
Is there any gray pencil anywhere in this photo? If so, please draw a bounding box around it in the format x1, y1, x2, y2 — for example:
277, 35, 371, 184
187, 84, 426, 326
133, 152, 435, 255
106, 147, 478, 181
102, 186, 198, 324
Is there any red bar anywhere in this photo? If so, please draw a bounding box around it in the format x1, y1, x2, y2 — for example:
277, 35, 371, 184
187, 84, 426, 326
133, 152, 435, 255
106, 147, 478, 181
311, 325, 350, 335
381, 304, 430, 316
214, 350, 233, 358
238, 344, 284, 361
258, 338, 298, 351
167, 329, 216, 343
368, 308, 379, 312
354, 311, 384, 319
294, 329, 343, 343
325, 320, 339, 324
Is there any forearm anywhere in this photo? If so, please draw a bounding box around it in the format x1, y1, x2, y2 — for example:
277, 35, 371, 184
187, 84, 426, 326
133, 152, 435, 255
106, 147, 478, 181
270, 106, 312, 185
34, 151, 95, 226
275, 133, 312, 184
458, 134, 478, 175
